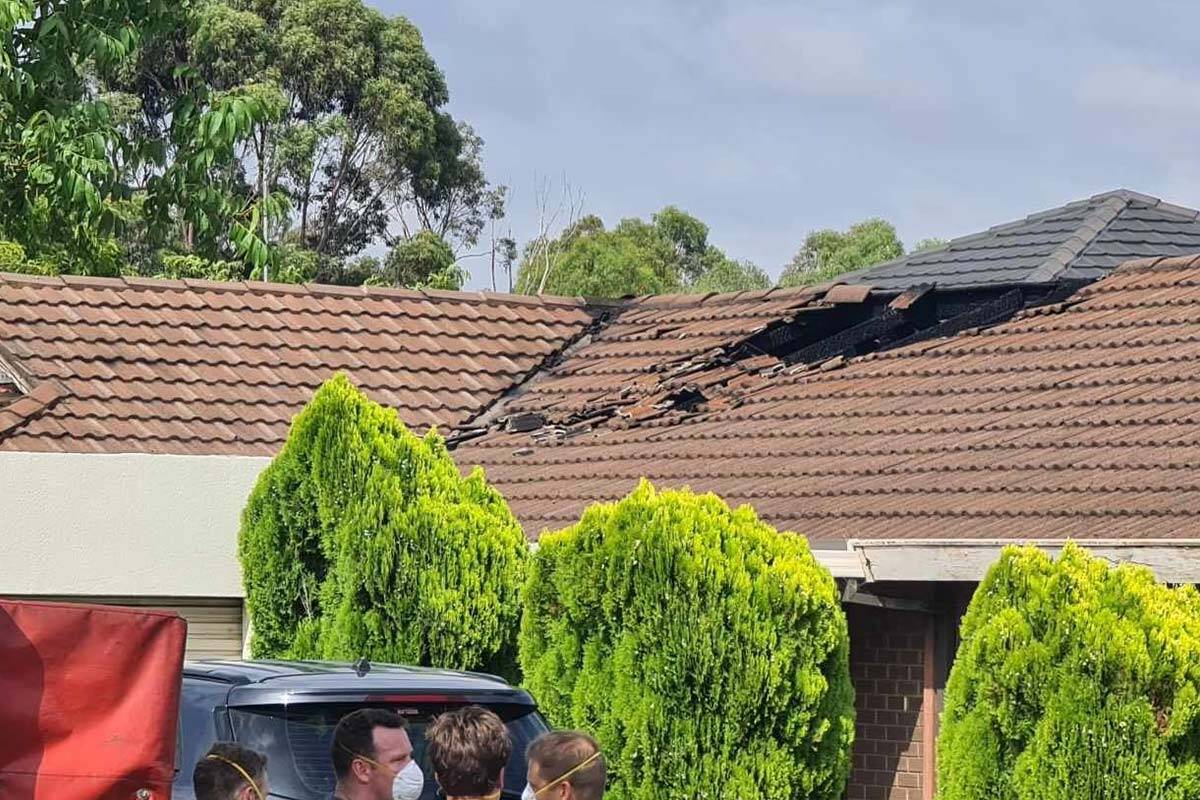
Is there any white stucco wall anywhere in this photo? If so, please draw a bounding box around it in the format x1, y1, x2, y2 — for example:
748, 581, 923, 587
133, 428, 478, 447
0, 450, 866, 600
0, 451, 270, 597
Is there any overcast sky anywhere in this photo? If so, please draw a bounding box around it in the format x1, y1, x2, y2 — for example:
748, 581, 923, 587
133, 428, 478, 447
390, 0, 1200, 288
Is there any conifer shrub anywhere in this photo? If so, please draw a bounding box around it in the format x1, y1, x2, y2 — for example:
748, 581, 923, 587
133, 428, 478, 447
939, 543, 1200, 800
520, 481, 854, 800
238, 373, 527, 674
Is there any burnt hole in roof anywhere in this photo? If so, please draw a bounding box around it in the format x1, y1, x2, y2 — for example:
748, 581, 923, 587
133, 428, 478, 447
0, 369, 20, 408
660, 385, 706, 414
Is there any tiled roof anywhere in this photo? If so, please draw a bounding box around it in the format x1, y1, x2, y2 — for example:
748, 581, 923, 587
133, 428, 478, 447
0, 274, 594, 454
476, 282, 865, 432
845, 189, 1200, 289
456, 254, 1200, 542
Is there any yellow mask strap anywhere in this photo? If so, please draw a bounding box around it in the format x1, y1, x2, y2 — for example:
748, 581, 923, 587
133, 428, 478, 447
536, 751, 601, 796
205, 754, 265, 800
338, 743, 395, 777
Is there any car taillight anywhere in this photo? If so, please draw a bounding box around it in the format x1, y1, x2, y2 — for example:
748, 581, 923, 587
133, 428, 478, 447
364, 694, 457, 703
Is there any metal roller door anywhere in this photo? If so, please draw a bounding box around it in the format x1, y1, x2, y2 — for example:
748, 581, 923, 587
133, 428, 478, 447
18, 596, 244, 660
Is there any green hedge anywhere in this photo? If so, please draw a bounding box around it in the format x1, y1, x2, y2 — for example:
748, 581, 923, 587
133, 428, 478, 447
939, 543, 1200, 800
520, 481, 854, 800
238, 373, 527, 674
0, 240, 25, 270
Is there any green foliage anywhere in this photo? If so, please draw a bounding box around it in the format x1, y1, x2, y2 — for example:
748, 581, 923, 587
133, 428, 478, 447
912, 237, 947, 253
2, 0, 495, 282
381, 230, 463, 290
238, 374, 528, 674
0, 0, 285, 276
516, 206, 762, 298
0, 240, 26, 270
520, 481, 854, 800
516, 216, 677, 298
939, 543, 1200, 800
653, 205, 710, 282
159, 252, 242, 280
687, 256, 770, 294
779, 218, 904, 287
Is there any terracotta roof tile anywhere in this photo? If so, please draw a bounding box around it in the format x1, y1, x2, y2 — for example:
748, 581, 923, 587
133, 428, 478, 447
0, 275, 594, 454
456, 255, 1200, 543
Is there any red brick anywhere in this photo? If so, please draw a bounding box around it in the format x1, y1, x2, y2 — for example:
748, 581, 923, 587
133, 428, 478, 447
847, 607, 929, 800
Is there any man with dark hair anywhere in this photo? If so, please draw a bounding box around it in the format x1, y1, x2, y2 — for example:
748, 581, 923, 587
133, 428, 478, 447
193, 742, 269, 800
331, 708, 424, 800
523, 731, 605, 800
425, 705, 512, 799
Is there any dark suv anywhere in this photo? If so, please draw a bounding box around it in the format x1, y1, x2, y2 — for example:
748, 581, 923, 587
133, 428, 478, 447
174, 660, 548, 800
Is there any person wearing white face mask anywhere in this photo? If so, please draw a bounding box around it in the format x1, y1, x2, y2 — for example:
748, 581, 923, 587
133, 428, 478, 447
330, 708, 425, 800
522, 731, 605, 800
425, 705, 513, 800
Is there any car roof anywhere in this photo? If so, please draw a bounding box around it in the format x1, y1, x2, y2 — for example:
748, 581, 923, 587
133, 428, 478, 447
183, 659, 520, 693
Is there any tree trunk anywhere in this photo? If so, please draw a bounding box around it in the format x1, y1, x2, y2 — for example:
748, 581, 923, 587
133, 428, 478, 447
489, 217, 497, 292
260, 125, 270, 282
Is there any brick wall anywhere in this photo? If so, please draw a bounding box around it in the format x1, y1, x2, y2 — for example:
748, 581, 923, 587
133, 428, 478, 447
845, 606, 931, 800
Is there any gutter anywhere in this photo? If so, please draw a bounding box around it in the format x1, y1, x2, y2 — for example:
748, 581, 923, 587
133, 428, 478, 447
849, 539, 1200, 584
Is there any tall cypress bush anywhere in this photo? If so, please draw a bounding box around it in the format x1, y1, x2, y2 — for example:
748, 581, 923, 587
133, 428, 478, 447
520, 480, 854, 800
939, 543, 1200, 800
238, 373, 527, 674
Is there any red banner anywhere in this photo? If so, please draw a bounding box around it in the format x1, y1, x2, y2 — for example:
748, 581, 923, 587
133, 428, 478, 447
0, 599, 187, 800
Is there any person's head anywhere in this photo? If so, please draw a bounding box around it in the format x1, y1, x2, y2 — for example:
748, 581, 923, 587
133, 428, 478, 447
425, 705, 512, 798
331, 708, 421, 800
193, 742, 268, 800
524, 731, 605, 800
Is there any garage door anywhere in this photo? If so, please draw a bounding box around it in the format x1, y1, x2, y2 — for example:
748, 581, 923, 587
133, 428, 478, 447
16, 596, 244, 660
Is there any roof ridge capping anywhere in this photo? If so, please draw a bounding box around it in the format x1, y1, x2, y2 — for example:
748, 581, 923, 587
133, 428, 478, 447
1023, 195, 1129, 283
0, 271, 591, 309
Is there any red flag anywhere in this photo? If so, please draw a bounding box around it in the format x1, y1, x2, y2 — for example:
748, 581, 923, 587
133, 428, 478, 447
0, 599, 187, 800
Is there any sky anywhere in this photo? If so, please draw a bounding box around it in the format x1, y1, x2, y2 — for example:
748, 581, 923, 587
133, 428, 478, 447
386, 0, 1200, 289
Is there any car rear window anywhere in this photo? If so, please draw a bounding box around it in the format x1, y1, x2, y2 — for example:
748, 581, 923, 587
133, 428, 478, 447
228, 701, 547, 800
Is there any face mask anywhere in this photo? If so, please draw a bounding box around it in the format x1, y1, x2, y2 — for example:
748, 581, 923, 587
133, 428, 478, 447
341, 745, 424, 800
521, 786, 537, 800
391, 759, 424, 800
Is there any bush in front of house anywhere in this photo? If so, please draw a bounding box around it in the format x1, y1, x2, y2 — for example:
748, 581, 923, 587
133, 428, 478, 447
238, 373, 527, 675
938, 543, 1200, 800
519, 480, 854, 800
